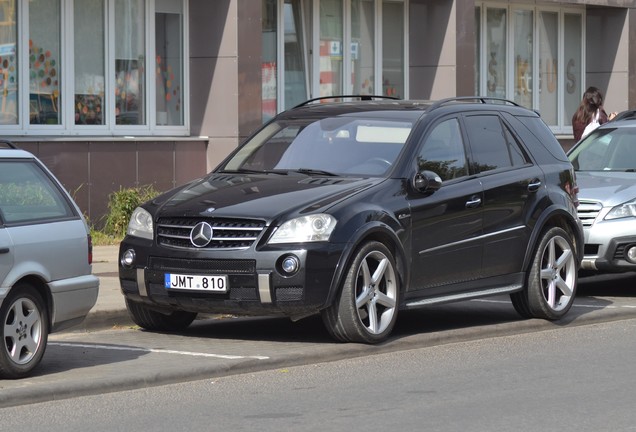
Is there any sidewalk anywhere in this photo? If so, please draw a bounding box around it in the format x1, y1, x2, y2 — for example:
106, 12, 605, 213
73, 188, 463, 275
77, 244, 133, 331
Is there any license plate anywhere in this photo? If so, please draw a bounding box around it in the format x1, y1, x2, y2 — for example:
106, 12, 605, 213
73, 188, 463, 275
164, 273, 228, 292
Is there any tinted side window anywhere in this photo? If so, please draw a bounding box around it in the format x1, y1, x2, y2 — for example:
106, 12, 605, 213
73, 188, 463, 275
464, 114, 528, 173
516, 115, 569, 162
0, 161, 75, 224
417, 118, 468, 181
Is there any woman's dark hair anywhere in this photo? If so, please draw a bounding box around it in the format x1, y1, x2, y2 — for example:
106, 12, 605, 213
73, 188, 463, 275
574, 86, 604, 123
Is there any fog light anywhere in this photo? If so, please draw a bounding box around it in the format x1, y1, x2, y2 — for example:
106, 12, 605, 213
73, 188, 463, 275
626, 245, 636, 263
281, 255, 300, 275
121, 249, 136, 268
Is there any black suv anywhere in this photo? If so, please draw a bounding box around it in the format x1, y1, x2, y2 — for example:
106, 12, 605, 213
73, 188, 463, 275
119, 96, 583, 343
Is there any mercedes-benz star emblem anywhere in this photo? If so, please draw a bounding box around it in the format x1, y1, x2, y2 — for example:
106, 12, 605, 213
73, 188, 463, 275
190, 222, 213, 248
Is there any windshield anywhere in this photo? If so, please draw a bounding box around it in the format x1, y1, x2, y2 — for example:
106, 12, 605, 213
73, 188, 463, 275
222, 116, 413, 176
569, 127, 636, 172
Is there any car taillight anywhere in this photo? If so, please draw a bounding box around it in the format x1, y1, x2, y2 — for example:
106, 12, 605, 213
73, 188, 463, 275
87, 234, 93, 265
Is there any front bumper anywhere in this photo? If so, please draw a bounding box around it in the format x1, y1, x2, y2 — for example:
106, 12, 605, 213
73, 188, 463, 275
118, 239, 345, 319
581, 231, 636, 272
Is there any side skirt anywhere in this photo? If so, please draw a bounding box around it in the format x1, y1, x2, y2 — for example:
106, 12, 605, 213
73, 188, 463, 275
404, 284, 523, 309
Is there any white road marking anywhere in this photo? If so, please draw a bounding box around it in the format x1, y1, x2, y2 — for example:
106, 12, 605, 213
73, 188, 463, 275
49, 342, 269, 360
471, 298, 636, 309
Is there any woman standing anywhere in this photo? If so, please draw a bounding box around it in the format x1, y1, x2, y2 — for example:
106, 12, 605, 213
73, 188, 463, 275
572, 86, 617, 141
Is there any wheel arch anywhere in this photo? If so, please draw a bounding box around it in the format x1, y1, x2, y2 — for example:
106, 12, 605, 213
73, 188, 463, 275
325, 221, 408, 308
522, 206, 583, 272
7, 275, 53, 329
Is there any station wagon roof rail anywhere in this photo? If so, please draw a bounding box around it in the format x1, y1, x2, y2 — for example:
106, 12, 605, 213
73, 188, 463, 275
0, 140, 17, 149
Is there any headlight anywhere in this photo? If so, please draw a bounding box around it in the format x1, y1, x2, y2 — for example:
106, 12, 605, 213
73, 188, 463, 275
127, 207, 154, 240
605, 199, 636, 220
268, 214, 337, 244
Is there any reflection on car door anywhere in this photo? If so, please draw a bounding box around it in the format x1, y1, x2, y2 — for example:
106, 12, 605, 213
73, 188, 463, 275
407, 117, 484, 296
462, 113, 544, 278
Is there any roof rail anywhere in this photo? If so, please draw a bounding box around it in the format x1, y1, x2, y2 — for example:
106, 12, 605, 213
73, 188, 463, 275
293, 95, 399, 109
0, 140, 17, 149
427, 96, 522, 112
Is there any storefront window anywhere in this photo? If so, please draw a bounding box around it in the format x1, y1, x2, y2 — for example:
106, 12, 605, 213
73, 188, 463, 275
513, 9, 533, 108
352, 0, 374, 95
155, 0, 184, 126
539, 11, 558, 125
115, 0, 145, 126
486, 8, 506, 99
29, 0, 61, 125
320, 0, 343, 96
0, 0, 17, 125
382, 1, 404, 98
476, 4, 584, 132
264, 0, 406, 115
564, 13, 582, 127
75, 0, 105, 125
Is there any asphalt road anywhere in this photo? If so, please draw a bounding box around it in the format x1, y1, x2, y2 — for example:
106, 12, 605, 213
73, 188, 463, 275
2, 317, 636, 431
0, 272, 634, 410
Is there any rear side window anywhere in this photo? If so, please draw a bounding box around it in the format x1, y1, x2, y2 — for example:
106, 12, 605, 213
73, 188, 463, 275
464, 114, 528, 173
0, 161, 75, 224
516, 115, 569, 162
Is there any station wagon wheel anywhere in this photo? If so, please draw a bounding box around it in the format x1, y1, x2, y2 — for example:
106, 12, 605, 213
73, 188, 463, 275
125, 299, 197, 332
322, 241, 399, 343
0, 283, 49, 379
511, 227, 577, 320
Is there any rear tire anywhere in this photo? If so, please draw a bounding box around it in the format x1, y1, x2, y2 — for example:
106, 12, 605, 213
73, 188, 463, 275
125, 298, 197, 331
322, 241, 399, 343
511, 227, 577, 320
0, 283, 49, 379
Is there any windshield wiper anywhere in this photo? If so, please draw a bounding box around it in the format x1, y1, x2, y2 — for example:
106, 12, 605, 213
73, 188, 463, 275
290, 168, 338, 177
221, 168, 289, 175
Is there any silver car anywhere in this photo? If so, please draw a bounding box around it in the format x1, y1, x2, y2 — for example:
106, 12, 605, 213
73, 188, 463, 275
0, 142, 99, 378
568, 112, 636, 273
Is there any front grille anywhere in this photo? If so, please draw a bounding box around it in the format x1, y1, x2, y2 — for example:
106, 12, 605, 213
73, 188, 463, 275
577, 200, 603, 227
275, 286, 304, 302
149, 256, 256, 273
156, 217, 266, 250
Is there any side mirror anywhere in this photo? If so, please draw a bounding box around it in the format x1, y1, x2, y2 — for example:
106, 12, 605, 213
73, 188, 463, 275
413, 170, 443, 193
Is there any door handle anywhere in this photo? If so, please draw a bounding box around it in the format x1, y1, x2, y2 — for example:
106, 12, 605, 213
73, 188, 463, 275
528, 180, 542, 192
465, 196, 482, 208
0, 247, 8, 254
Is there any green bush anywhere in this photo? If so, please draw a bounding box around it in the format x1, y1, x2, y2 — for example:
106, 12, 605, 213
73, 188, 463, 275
102, 185, 160, 238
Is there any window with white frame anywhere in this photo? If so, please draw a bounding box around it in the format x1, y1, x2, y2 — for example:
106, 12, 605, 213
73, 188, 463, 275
476, 3, 584, 134
0, 0, 188, 135
261, 0, 408, 122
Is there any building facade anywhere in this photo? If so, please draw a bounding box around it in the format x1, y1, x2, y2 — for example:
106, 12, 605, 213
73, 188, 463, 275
1, 0, 635, 225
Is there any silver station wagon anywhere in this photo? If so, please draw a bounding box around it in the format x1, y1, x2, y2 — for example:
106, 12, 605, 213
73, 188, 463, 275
0, 142, 99, 378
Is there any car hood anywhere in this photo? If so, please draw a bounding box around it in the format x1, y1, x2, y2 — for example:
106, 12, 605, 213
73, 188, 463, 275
153, 173, 383, 221
575, 171, 636, 206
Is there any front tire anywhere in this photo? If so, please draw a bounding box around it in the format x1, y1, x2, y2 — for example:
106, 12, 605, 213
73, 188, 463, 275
322, 241, 400, 343
0, 284, 49, 379
511, 227, 577, 320
125, 298, 197, 331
